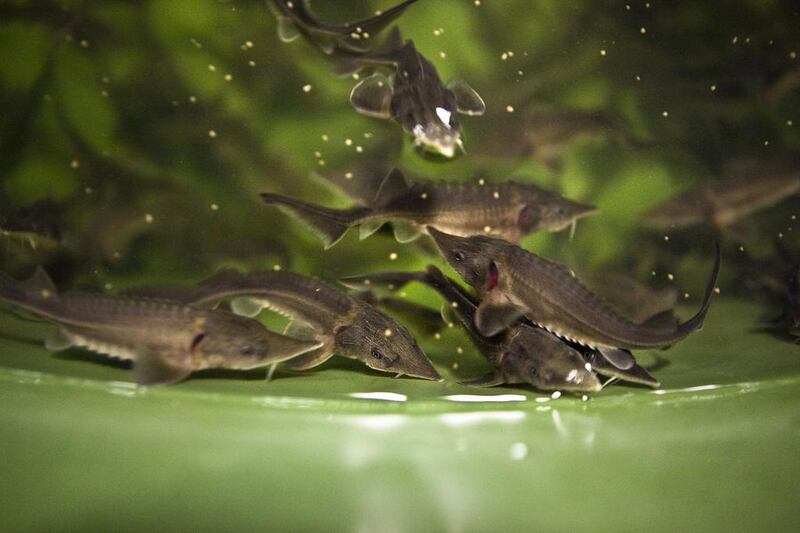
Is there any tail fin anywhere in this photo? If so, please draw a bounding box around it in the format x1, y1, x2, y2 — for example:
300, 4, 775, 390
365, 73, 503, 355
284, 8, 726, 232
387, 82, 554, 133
674, 242, 722, 337
261, 193, 371, 249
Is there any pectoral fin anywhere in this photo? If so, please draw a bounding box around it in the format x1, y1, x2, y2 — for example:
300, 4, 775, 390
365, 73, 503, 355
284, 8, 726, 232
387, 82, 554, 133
460, 371, 505, 387
231, 297, 265, 317
392, 222, 423, 243
447, 79, 486, 116
359, 220, 385, 240
134, 350, 193, 386
283, 320, 319, 342
44, 328, 74, 351
277, 17, 300, 42
281, 343, 336, 370
475, 290, 526, 336
350, 74, 393, 119
597, 346, 635, 370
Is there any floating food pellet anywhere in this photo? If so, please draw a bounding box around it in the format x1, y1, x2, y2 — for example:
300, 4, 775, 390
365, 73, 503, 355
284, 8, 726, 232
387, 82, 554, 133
640, 27, 646, 34
421, 192, 428, 199
210, 203, 219, 211
478, 178, 485, 186
224, 73, 233, 82
710, 84, 717, 92
662, 111, 669, 117
189, 95, 197, 103
384, 328, 393, 337
483, 225, 492, 233
273, 264, 281, 271
321, 134, 329, 142
506, 105, 515, 113
302, 84, 312, 93
456, 346, 463, 354
451, 301, 458, 308
80, 39, 90, 48
70, 159, 80, 169
434, 332, 441, 340
345, 172, 353, 179
208, 64, 216, 72
439, 51, 447, 59
551, 391, 561, 399
667, 273, 674, 281
208, 130, 217, 139
245, 40, 254, 49
389, 252, 398, 261
344, 138, 353, 146
451, 361, 459, 370
355, 145, 364, 153
248, 60, 256, 67
493, 191, 500, 199
600, 49, 607, 56
144, 213, 154, 224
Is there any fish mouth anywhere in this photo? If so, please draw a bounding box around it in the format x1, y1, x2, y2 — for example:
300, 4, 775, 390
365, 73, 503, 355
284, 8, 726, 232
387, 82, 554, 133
412, 129, 464, 159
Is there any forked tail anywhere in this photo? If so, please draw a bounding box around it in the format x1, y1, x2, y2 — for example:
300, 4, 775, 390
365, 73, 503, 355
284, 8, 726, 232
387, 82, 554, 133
260, 193, 371, 249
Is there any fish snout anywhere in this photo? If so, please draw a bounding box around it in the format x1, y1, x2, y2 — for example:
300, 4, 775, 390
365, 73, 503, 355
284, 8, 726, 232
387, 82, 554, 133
411, 123, 463, 159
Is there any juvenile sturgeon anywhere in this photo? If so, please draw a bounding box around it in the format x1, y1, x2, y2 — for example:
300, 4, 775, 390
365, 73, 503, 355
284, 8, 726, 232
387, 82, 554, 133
0, 268, 321, 385
346, 36, 485, 158
343, 266, 601, 392
427, 227, 720, 358
644, 170, 800, 230
266, 0, 418, 54
144, 268, 441, 381
261, 168, 596, 248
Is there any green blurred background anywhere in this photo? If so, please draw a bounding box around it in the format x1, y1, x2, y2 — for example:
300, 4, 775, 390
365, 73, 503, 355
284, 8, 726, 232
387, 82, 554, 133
1, 1, 799, 531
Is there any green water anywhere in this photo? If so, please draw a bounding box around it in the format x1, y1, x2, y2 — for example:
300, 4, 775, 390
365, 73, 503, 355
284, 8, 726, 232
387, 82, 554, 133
1, 1, 799, 531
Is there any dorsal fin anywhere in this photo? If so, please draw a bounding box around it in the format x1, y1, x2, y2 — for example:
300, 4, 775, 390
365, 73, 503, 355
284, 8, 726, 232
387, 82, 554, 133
373, 168, 410, 206
20, 267, 58, 295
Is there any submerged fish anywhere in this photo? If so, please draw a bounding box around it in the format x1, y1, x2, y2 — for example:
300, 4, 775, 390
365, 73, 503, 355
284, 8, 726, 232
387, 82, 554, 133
141, 268, 441, 381
266, 0, 418, 54
0, 269, 321, 385
345, 34, 485, 158
261, 168, 596, 248
643, 170, 800, 230
427, 227, 720, 359
344, 266, 601, 392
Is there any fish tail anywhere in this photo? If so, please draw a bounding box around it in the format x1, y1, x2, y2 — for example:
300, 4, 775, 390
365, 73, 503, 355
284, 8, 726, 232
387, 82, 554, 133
260, 193, 370, 249
674, 242, 721, 337
0, 267, 61, 316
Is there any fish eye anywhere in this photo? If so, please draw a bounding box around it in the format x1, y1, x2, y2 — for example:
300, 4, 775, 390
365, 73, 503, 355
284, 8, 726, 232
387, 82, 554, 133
370, 347, 384, 360
453, 250, 466, 262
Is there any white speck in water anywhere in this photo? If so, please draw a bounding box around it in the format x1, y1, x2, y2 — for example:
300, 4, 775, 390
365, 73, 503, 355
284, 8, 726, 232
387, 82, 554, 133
384, 328, 392, 337
509, 442, 528, 460
389, 252, 398, 261
208, 64, 216, 72
439, 51, 447, 59
640, 27, 647, 34
355, 145, 363, 153
345, 138, 353, 146
456, 346, 463, 354
478, 178, 485, 186
345, 172, 353, 179
662, 110, 669, 117
144, 213, 154, 224
273, 264, 281, 271
493, 191, 500, 199
584, 362, 592, 371
506, 105, 515, 113
600, 49, 607, 56
302, 84, 312, 93
224, 73, 233, 82
210, 203, 219, 211
551, 391, 562, 400
70, 159, 80, 169
483, 225, 492, 233
208, 130, 217, 139
710, 84, 717, 92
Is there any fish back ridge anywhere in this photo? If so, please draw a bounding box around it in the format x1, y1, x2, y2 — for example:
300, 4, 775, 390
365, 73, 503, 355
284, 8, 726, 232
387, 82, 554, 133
260, 193, 372, 248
